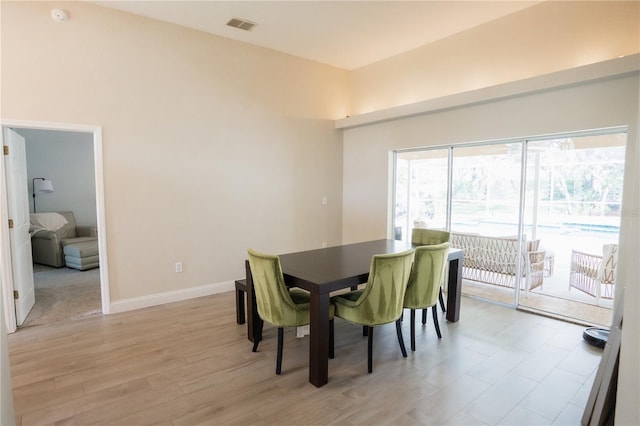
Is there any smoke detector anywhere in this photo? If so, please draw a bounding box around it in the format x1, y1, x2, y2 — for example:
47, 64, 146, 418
226, 18, 256, 31
51, 8, 69, 22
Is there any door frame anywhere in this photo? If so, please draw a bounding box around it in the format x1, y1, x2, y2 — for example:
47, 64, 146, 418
391, 126, 627, 314
0, 119, 110, 333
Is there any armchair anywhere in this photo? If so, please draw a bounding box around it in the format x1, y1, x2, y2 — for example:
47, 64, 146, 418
30, 212, 97, 267
402, 243, 450, 350
411, 227, 449, 315
569, 244, 618, 303
247, 248, 335, 375
331, 250, 414, 373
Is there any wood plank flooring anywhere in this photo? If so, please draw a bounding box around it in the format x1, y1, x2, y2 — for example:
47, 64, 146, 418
8, 292, 603, 425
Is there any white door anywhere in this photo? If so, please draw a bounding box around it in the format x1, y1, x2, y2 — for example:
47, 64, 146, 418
3, 128, 35, 325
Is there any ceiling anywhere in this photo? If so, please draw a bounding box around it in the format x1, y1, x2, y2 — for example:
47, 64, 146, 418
92, 1, 541, 70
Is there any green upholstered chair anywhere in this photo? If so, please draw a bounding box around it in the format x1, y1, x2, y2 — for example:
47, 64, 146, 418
247, 248, 334, 375
411, 228, 450, 316
402, 242, 450, 351
331, 250, 414, 373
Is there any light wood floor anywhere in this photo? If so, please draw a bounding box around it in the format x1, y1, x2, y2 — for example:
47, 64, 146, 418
8, 292, 603, 425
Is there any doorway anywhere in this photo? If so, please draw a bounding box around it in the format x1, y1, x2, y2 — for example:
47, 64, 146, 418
0, 120, 110, 333
20, 128, 100, 327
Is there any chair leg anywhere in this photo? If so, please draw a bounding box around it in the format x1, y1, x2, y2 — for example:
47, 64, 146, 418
367, 326, 373, 374
439, 288, 446, 312
363, 325, 368, 336
329, 319, 335, 359
396, 319, 407, 358
276, 327, 284, 375
410, 309, 416, 352
252, 318, 263, 352
422, 308, 427, 325
432, 306, 442, 338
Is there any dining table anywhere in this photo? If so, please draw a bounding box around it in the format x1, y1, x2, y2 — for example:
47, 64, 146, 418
244, 239, 464, 387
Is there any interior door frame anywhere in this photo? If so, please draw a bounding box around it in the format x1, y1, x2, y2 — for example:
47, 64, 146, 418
0, 119, 110, 333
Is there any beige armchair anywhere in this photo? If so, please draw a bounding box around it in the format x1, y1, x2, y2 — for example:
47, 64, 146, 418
31, 212, 97, 267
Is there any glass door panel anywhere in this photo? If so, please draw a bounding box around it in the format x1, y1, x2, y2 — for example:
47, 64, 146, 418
394, 149, 449, 241
450, 143, 523, 305
519, 133, 626, 326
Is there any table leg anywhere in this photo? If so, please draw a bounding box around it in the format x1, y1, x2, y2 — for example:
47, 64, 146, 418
446, 256, 462, 322
245, 260, 262, 342
308, 291, 330, 387
235, 285, 245, 325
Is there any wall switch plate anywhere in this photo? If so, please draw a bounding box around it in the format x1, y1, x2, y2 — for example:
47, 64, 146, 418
175, 262, 183, 273
322, 196, 327, 205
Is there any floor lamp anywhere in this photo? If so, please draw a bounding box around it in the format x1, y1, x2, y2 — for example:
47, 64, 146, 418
32, 178, 54, 213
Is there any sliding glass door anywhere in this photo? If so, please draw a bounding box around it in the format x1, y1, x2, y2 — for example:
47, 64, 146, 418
450, 143, 523, 305
519, 133, 625, 325
393, 129, 626, 326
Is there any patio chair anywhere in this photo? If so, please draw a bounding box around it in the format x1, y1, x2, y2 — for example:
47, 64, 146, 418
569, 244, 618, 303
527, 250, 546, 291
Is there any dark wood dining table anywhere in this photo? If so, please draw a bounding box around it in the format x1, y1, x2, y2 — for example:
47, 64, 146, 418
244, 239, 464, 387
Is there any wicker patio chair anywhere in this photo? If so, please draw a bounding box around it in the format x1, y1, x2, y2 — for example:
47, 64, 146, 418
569, 244, 618, 303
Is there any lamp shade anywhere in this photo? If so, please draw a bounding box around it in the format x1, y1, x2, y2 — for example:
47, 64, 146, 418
34, 179, 54, 194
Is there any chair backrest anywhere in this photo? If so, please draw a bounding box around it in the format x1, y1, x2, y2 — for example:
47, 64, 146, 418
412, 228, 450, 245
56, 211, 78, 239
527, 239, 540, 251
351, 250, 414, 326
597, 244, 618, 284
247, 248, 309, 327
404, 243, 450, 309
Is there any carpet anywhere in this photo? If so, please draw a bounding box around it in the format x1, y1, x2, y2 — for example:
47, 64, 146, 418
20, 264, 101, 328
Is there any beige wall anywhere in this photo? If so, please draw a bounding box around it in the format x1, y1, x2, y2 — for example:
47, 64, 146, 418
1, 1, 348, 301
349, 1, 640, 115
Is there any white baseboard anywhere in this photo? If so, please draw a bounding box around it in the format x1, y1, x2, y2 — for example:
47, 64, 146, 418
109, 280, 235, 314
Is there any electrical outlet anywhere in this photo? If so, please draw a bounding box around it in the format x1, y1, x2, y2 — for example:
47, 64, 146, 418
321, 242, 327, 248
175, 262, 183, 273
322, 196, 328, 205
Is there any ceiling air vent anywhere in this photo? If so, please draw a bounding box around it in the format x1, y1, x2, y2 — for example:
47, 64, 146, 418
227, 18, 256, 31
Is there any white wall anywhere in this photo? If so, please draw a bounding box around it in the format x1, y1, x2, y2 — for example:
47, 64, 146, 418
342, 70, 640, 423
343, 71, 638, 242
18, 129, 96, 227
616, 76, 640, 425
